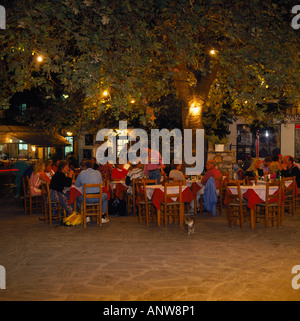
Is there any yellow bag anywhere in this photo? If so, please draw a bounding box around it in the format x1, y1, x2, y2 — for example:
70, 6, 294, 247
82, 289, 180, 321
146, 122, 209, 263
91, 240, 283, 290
63, 212, 81, 226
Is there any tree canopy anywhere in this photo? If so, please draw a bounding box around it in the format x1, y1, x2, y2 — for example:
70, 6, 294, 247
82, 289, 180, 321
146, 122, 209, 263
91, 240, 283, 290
0, 0, 299, 135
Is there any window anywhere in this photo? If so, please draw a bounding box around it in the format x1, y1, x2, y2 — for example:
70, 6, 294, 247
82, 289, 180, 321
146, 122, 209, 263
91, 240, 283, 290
18, 143, 28, 151
64, 136, 73, 156
236, 124, 281, 161
18, 103, 27, 115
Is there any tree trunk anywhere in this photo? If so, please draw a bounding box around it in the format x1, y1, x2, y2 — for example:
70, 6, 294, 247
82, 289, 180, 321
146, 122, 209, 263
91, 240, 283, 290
174, 57, 219, 170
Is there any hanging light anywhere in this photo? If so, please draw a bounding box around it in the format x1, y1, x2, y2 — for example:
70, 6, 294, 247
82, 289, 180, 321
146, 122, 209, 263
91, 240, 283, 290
36, 55, 43, 62
190, 102, 201, 115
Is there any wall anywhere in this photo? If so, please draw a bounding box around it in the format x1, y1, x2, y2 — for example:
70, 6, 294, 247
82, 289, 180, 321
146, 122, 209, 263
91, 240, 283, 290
280, 123, 295, 157
207, 150, 235, 179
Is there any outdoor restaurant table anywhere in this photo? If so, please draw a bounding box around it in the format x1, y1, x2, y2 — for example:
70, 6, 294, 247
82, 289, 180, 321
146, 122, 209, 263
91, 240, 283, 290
145, 184, 194, 226
186, 179, 203, 214
227, 183, 283, 229
109, 180, 127, 199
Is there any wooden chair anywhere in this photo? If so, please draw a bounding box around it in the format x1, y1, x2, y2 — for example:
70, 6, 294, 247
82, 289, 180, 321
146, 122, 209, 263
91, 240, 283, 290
41, 183, 66, 224
225, 180, 249, 229
163, 176, 175, 185
136, 179, 157, 225
255, 181, 282, 229
216, 176, 224, 215
124, 177, 142, 216
23, 176, 44, 215
160, 181, 184, 228
219, 172, 230, 210
81, 183, 103, 228
281, 177, 296, 219
22, 176, 30, 215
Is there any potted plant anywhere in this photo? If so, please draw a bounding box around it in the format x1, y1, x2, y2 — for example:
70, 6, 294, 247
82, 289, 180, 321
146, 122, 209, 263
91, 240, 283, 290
208, 134, 228, 152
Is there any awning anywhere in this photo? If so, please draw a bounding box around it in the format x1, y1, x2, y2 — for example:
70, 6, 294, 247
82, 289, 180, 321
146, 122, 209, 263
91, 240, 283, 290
0, 125, 71, 147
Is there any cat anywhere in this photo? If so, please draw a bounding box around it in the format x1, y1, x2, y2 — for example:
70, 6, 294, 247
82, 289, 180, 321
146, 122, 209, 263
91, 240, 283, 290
184, 216, 195, 235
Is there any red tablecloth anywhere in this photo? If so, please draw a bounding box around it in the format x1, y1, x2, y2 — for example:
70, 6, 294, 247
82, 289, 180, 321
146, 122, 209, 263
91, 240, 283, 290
151, 186, 194, 210
188, 181, 202, 198
69, 186, 110, 205
114, 183, 127, 199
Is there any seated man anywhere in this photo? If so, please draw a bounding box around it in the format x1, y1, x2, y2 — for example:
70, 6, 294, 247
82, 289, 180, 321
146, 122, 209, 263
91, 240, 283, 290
280, 155, 300, 187
75, 160, 109, 223
190, 160, 221, 213
201, 160, 221, 189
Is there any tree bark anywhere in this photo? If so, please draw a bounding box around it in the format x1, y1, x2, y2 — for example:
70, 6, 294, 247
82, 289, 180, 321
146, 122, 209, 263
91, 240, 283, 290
174, 56, 219, 168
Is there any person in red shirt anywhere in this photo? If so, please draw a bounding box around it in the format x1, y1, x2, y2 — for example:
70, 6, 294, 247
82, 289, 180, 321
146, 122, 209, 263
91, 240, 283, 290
111, 164, 128, 181
201, 160, 221, 189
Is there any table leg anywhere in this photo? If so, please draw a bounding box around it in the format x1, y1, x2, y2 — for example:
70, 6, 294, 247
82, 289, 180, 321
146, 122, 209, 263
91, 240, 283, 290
250, 208, 256, 229
157, 209, 161, 226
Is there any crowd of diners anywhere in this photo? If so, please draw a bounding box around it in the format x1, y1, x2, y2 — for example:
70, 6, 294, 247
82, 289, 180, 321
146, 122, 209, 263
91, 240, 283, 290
10, 149, 300, 223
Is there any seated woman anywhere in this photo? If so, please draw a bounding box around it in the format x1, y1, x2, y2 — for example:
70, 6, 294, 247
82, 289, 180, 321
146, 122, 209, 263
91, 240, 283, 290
244, 158, 264, 178
49, 160, 74, 217
29, 160, 51, 196
169, 160, 186, 182
44, 159, 55, 180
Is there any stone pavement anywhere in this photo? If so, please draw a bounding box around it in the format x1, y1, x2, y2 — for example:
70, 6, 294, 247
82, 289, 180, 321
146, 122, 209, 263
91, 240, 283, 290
0, 196, 300, 302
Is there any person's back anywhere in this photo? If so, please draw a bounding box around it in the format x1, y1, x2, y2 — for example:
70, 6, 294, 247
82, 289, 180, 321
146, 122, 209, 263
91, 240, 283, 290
75, 161, 102, 193
169, 169, 185, 182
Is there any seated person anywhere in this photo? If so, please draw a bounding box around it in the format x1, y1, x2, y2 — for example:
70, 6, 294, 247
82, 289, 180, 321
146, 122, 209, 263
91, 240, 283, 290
244, 158, 264, 178
262, 156, 272, 174
280, 155, 300, 187
29, 160, 50, 196
98, 162, 114, 181
75, 160, 108, 222
125, 161, 145, 195
201, 160, 221, 189
268, 161, 280, 180
45, 159, 55, 179
169, 160, 186, 182
111, 163, 128, 181
49, 160, 74, 217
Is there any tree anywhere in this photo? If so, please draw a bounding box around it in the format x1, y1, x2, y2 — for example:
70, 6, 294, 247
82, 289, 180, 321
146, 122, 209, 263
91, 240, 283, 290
0, 0, 299, 140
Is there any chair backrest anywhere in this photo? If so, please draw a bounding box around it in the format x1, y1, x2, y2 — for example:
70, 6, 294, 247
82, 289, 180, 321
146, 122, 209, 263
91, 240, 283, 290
135, 179, 157, 202
226, 180, 243, 206
281, 176, 295, 196
22, 176, 29, 196
135, 180, 145, 203
83, 183, 102, 200
26, 176, 32, 197
163, 176, 175, 185
163, 181, 183, 204
132, 177, 143, 196
265, 180, 282, 205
